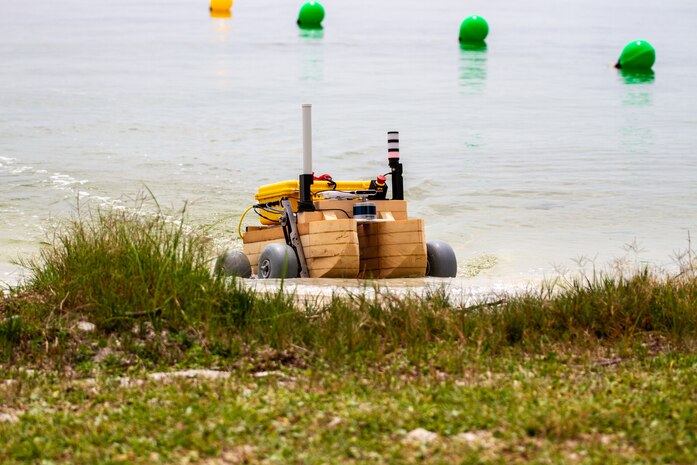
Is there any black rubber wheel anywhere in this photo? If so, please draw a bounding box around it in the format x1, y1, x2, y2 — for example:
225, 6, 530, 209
214, 250, 252, 278
426, 240, 458, 277
258, 243, 300, 279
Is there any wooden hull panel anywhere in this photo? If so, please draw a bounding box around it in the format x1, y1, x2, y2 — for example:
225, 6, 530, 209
299, 219, 360, 278
242, 204, 427, 279
358, 219, 427, 278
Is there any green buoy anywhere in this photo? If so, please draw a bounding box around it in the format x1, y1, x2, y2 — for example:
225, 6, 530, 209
297, 1, 325, 29
459, 15, 489, 44
615, 40, 655, 71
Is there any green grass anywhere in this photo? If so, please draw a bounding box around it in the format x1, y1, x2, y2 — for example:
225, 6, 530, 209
1, 352, 696, 464
2, 202, 697, 369
1, 203, 696, 463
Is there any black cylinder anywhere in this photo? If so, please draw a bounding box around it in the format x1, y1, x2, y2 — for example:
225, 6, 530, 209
389, 158, 404, 200
298, 173, 315, 212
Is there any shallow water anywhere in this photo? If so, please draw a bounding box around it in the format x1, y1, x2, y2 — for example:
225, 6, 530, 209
1, 0, 696, 289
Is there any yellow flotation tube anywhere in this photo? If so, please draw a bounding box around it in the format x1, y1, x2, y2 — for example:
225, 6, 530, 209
254, 179, 371, 225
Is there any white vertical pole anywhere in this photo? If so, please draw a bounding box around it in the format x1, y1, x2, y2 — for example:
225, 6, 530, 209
302, 104, 313, 175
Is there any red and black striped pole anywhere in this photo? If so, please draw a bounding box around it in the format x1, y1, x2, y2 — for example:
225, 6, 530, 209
387, 131, 403, 200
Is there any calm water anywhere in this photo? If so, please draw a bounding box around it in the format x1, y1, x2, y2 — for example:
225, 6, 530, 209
2, 0, 696, 288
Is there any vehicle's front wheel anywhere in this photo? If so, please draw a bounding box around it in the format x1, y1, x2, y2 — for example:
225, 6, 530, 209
258, 243, 300, 279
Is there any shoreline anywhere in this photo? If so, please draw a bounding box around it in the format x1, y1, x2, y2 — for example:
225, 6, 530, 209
1, 257, 537, 303
243, 275, 536, 307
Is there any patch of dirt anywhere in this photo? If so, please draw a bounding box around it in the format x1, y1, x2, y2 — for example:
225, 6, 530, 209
403, 428, 439, 445
147, 369, 231, 382
234, 345, 309, 372
200, 445, 257, 465
453, 430, 497, 448
561, 433, 638, 462
1, 290, 50, 309
0, 407, 25, 423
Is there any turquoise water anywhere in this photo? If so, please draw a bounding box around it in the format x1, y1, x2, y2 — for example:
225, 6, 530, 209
1, 0, 696, 287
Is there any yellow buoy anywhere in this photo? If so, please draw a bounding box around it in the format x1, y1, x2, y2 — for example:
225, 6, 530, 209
210, 0, 232, 13
210, 9, 232, 19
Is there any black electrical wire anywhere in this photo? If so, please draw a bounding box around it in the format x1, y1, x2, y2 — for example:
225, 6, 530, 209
253, 207, 276, 223
254, 200, 281, 209
261, 202, 284, 213
316, 208, 351, 218
313, 189, 341, 196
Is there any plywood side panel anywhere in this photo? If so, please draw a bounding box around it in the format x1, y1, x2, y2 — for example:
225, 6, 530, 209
360, 243, 427, 259
309, 267, 361, 279
242, 215, 426, 279
300, 219, 360, 278
243, 226, 285, 244
306, 253, 360, 270
361, 254, 427, 270
303, 243, 360, 259
298, 218, 357, 235
358, 231, 426, 247
356, 219, 427, 278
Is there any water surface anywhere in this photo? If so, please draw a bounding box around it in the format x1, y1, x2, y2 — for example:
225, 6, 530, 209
2, 0, 696, 288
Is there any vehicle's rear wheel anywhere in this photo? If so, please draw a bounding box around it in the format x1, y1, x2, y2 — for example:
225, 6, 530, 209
214, 250, 252, 278
426, 240, 457, 277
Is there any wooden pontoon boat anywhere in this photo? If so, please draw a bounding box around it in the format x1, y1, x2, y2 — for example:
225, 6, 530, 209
216, 105, 457, 280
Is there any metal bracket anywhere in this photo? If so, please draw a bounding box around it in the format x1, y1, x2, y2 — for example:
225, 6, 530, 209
280, 199, 309, 278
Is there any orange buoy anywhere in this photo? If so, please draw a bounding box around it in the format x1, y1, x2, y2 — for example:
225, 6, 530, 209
210, 0, 232, 13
